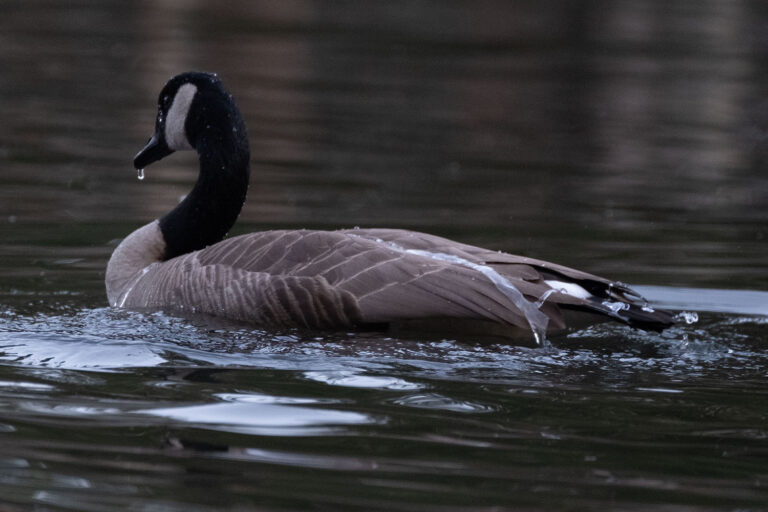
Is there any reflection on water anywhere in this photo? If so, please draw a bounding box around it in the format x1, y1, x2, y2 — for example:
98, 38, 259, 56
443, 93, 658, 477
0, 304, 767, 510
637, 285, 768, 315
138, 398, 374, 436
0, 1, 767, 511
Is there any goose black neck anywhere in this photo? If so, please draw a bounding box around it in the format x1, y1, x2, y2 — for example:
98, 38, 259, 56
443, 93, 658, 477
159, 123, 250, 261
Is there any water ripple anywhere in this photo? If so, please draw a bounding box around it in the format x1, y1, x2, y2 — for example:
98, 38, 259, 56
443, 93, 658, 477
136, 401, 375, 436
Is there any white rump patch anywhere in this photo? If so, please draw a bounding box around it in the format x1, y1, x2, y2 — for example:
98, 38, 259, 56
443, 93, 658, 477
165, 83, 197, 151
543, 280, 592, 299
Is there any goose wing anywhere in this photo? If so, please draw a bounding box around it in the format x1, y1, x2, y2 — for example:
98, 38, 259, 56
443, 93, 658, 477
350, 228, 673, 331
194, 229, 550, 329
124, 228, 672, 332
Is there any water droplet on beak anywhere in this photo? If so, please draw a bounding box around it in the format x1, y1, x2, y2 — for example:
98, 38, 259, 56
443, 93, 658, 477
137, 168, 145, 181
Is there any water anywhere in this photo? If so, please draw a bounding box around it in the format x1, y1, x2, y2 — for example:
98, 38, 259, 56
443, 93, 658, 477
1, 1, 768, 510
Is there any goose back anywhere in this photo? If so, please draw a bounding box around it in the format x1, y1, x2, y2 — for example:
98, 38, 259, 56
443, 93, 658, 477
114, 227, 672, 334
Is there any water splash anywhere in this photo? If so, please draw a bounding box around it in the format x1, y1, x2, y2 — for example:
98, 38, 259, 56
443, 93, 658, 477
602, 300, 630, 313
535, 288, 559, 308
675, 311, 699, 324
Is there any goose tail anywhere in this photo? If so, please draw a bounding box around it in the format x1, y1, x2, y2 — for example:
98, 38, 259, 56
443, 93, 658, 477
540, 276, 675, 332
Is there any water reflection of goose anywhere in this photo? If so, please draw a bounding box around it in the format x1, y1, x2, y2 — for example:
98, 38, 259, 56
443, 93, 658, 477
105, 72, 674, 341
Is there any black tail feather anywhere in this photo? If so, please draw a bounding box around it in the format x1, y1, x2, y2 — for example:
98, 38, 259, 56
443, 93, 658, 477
609, 303, 676, 332
552, 275, 676, 332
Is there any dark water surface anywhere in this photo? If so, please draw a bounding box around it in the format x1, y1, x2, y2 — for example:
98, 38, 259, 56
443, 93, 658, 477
1, 1, 767, 510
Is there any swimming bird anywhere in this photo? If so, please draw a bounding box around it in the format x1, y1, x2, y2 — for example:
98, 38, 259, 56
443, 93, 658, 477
106, 71, 674, 341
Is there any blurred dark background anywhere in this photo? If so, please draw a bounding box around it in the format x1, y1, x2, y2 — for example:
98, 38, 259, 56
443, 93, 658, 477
1, 0, 766, 300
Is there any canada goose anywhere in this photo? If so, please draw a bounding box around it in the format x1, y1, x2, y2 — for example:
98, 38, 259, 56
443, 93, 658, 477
106, 71, 674, 342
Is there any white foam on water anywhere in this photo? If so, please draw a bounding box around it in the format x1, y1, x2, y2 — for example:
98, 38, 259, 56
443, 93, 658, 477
676, 311, 699, 324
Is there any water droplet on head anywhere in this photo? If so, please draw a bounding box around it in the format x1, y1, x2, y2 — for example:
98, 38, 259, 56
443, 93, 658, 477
137, 168, 145, 181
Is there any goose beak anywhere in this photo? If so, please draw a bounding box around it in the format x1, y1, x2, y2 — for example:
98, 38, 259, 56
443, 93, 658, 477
134, 133, 173, 169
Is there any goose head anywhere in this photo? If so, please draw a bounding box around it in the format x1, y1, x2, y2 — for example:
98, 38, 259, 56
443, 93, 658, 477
131, 72, 251, 261
134, 71, 248, 171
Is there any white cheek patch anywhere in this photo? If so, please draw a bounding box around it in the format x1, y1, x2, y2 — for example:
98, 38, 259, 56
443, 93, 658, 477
165, 83, 197, 151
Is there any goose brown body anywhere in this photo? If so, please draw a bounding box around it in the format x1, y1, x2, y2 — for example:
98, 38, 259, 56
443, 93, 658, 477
106, 72, 675, 339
